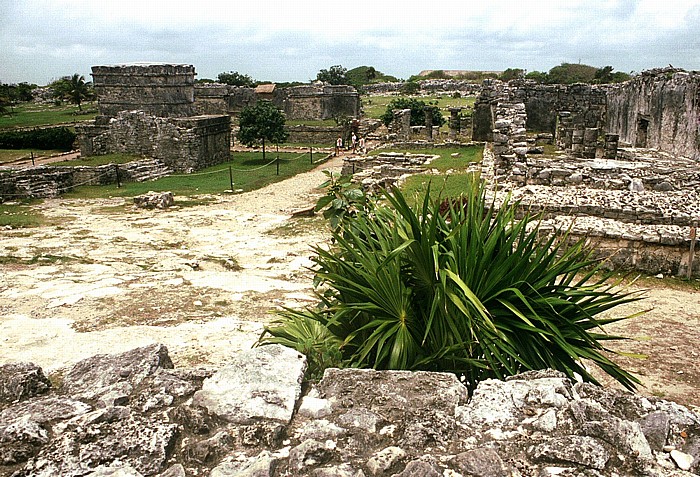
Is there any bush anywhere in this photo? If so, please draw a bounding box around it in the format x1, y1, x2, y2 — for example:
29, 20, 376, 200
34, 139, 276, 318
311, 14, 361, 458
0, 127, 76, 151
258, 176, 643, 390
379, 97, 446, 128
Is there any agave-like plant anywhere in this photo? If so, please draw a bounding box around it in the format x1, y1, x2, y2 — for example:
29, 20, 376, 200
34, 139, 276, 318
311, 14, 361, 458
258, 174, 644, 390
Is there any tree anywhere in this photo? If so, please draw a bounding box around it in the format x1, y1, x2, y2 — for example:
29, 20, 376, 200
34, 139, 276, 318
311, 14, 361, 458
593, 66, 631, 84
524, 70, 548, 83
217, 71, 256, 87
316, 65, 349, 85
380, 97, 446, 128
51, 74, 93, 111
499, 68, 525, 82
236, 101, 288, 161
546, 63, 598, 84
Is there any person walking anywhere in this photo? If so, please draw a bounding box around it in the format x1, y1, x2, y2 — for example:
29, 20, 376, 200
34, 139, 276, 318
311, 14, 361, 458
351, 132, 357, 153
335, 136, 343, 156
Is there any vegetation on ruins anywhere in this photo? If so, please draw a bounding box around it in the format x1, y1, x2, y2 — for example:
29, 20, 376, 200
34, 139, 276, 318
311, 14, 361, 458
237, 101, 289, 161
379, 97, 446, 128
216, 71, 257, 87
346, 66, 399, 88
525, 63, 631, 84
0, 82, 36, 115
258, 176, 643, 390
0, 127, 76, 151
316, 65, 350, 85
50, 74, 94, 111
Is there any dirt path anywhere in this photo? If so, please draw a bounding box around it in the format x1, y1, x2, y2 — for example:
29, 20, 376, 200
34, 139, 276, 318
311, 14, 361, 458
1, 154, 698, 411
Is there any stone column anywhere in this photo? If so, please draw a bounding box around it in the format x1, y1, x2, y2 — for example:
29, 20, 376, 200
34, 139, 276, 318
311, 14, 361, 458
392, 109, 411, 141
448, 107, 461, 140
571, 126, 584, 157
583, 128, 599, 159
424, 108, 433, 140
603, 133, 619, 159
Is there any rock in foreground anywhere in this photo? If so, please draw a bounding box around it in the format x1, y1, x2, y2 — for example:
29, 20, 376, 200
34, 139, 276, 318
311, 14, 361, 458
0, 345, 698, 476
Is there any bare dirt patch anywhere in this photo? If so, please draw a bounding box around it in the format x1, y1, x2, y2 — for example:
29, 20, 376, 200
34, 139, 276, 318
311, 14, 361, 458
1, 154, 698, 411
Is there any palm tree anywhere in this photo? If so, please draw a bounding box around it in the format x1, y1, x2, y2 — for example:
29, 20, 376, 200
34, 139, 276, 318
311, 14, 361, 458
54, 74, 92, 111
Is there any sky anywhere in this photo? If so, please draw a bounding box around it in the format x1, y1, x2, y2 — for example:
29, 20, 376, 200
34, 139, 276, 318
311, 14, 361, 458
1, 0, 699, 85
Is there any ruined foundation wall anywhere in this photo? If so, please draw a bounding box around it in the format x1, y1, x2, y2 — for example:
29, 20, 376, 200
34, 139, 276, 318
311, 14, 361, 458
78, 112, 230, 172
280, 85, 360, 120
607, 68, 700, 160
92, 64, 196, 118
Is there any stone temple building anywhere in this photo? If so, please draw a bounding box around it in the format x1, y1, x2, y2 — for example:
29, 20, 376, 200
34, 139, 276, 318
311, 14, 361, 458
77, 63, 231, 172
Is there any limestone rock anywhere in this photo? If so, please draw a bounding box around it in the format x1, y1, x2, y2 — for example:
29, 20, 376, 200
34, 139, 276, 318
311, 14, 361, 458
192, 344, 306, 424
0, 362, 51, 405
133, 191, 175, 209
367, 446, 406, 476
453, 448, 512, 477
288, 439, 335, 473
62, 343, 174, 402
209, 450, 278, 477
530, 435, 610, 470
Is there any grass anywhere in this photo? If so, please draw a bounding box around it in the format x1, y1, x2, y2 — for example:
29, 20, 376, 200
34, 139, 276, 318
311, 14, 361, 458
0, 102, 97, 129
0, 201, 46, 228
362, 94, 476, 120
61, 150, 330, 199
0, 149, 66, 164
52, 153, 144, 167
285, 118, 338, 127
390, 145, 483, 202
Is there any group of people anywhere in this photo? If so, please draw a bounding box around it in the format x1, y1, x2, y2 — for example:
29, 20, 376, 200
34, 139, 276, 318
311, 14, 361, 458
335, 132, 366, 156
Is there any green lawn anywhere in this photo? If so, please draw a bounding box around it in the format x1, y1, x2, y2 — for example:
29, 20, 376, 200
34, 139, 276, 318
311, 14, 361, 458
0, 102, 97, 129
391, 144, 484, 201
62, 150, 330, 199
52, 153, 144, 167
0, 201, 46, 228
362, 94, 476, 121
0, 149, 66, 164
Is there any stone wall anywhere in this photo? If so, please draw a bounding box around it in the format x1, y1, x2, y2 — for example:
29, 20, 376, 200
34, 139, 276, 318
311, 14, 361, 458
363, 80, 482, 95
92, 64, 196, 118
285, 125, 343, 145
472, 79, 608, 141
77, 112, 230, 172
0, 159, 172, 201
2, 344, 699, 476
193, 84, 257, 115
278, 85, 360, 120
607, 68, 700, 160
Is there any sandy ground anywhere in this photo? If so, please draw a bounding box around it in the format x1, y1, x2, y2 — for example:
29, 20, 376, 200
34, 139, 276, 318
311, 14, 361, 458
1, 154, 698, 411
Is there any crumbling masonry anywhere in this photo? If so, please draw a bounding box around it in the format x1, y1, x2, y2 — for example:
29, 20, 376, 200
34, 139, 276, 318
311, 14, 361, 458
77, 63, 231, 172
471, 68, 700, 278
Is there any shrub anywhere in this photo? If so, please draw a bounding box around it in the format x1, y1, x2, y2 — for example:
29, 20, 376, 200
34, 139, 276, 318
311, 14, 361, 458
258, 176, 644, 390
379, 97, 446, 128
0, 127, 76, 151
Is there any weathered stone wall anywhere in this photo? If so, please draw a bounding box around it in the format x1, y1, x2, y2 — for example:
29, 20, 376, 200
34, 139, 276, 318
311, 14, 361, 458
193, 84, 257, 115
92, 64, 196, 118
363, 80, 482, 95
0, 159, 173, 201
2, 344, 699, 476
278, 85, 360, 120
473, 79, 608, 141
285, 125, 343, 145
77, 111, 230, 172
607, 68, 700, 160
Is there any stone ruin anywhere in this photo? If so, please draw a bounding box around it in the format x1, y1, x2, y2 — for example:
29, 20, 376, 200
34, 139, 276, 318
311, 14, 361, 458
2, 343, 699, 477
77, 63, 231, 173
464, 68, 700, 279
341, 68, 700, 278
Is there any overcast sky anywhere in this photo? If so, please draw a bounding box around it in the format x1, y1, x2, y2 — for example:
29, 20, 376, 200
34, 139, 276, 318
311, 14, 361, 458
1, 0, 699, 85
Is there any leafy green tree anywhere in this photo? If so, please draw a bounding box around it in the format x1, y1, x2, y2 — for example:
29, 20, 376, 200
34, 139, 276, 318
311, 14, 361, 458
217, 71, 256, 87
236, 101, 288, 160
316, 65, 349, 85
51, 74, 93, 111
400, 81, 421, 95
380, 97, 445, 128
499, 68, 525, 82
259, 177, 643, 390
546, 63, 598, 84
525, 70, 548, 83
593, 66, 631, 84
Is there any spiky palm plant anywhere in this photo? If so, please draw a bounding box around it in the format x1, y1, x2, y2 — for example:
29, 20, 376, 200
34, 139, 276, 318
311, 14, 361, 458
258, 175, 644, 390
